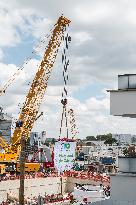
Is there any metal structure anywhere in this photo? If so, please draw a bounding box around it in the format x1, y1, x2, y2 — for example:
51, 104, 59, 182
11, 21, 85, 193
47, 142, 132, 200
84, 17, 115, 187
0, 16, 71, 162
59, 34, 71, 139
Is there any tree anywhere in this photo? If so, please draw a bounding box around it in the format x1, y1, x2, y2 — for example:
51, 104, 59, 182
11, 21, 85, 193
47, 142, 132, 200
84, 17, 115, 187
123, 146, 136, 157
123, 147, 128, 156
86, 136, 96, 141
96, 133, 112, 141
104, 138, 117, 145
52, 138, 56, 144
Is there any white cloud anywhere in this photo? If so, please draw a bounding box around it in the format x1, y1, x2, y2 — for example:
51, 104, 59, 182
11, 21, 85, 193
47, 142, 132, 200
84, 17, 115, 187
74, 1, 116, 25
0, 63, 18, 86
73, 32, 92, 46
1, 0, 136, 139
0, 9, 22, 47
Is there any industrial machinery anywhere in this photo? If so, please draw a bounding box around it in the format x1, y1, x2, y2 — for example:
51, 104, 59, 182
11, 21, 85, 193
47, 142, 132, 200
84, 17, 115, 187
16, 163, 41, 173
0, 16, 71, 172
0, 164, 6, 175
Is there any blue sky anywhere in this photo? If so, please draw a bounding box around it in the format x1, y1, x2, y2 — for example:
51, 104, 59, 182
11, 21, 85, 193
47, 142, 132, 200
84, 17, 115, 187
3, 37, 34, 65
73, 83, 109, 102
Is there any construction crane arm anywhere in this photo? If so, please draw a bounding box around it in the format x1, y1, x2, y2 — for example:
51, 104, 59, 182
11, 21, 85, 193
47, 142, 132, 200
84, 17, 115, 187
0, 136, 9, 151
10, 16, 70, 150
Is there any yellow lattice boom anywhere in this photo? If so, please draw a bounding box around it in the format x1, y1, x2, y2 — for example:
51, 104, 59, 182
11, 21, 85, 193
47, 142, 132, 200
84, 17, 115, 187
0, 16, 71, 162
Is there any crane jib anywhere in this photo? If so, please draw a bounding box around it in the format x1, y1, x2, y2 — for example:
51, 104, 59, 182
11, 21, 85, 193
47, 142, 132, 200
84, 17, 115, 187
7, 16, 70, 155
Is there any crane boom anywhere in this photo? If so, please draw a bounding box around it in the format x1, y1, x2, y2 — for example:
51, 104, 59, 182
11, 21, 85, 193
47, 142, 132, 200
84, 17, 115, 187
9, 16, 70, 150
0, 136, 9, 151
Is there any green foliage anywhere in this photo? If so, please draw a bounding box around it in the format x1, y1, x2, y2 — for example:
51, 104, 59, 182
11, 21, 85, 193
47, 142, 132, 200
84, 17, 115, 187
123, 147, 128, 156
96, 133, 112, 141
85, 133, 117, 145
51, 138, 56, 144
86, 136, 96, 141
104, 137, 117, 145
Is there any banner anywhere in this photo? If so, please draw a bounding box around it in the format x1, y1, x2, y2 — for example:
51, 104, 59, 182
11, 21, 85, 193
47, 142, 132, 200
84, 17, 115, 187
54, 141, 76, 172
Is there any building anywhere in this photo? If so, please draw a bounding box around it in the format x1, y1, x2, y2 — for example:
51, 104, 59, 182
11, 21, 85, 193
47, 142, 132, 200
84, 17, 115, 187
92, 74, 136, 205
92, 159, 136, 205
112, 133, 136, 145
30, 132, 39, 146
0, 107, 12, 144
108, 74, 136, 117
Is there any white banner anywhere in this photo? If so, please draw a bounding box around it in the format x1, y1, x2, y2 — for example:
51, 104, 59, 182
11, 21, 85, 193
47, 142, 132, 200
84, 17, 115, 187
54, 141, 76, 172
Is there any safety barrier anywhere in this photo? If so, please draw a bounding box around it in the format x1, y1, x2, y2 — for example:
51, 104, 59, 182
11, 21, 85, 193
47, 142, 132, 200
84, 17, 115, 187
0, 171, 110, 183
64, 171, 110, 183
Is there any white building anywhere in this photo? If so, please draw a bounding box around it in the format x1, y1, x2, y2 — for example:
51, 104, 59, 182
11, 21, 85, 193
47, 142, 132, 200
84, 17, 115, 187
0, 107, 12, 144
112, 133, 136, 144
91, 74, 136, 205
108, 74, 136, 117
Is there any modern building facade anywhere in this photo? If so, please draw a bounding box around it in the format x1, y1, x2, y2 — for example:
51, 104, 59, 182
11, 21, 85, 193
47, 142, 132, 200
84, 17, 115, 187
93, 74, 136, 205
108, 74, 136, 117
0, 107, 12, 144
112, 133, 136, 144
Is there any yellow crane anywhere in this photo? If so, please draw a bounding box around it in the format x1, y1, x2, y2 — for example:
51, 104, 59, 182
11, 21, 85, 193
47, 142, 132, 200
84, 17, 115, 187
0, 16, 71, 163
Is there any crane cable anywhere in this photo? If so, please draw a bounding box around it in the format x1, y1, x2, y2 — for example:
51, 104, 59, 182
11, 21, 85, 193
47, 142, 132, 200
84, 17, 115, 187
59, 32, 71, 139
0, 27, 54, 96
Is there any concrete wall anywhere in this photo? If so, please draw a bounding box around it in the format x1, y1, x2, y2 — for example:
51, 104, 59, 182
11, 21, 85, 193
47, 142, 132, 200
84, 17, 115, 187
110, 90, 136, 117
110, 174, 136, 201
92, 173, 136, 204
119, 157, 136, 172
66, 177, 106, 193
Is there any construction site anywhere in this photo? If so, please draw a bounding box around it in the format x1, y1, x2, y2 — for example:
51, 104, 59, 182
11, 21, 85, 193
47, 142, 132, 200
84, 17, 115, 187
1, 1, 136, 205
0, 15, 111, 205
